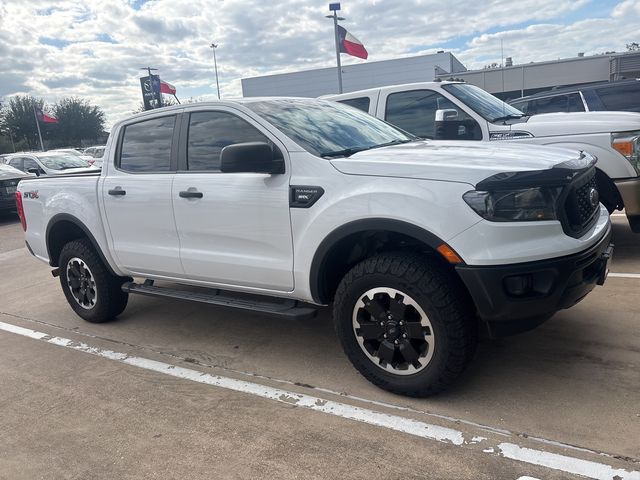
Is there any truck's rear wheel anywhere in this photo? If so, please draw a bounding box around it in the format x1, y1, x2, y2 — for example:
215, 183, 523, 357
59, 239, 129, 323
333, 253, 477, 397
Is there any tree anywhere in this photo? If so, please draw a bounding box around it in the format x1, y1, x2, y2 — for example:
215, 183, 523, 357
52, 97, 105, 147
627, 42, 640, 51
0, 95, 49, 150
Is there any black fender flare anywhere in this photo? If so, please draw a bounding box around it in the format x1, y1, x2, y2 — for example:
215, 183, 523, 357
45, 213, 117, 276
309, 218, 449, 303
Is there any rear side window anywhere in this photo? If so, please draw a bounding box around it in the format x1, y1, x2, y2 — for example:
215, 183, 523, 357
527, 94, 584, 114
596, 83, 640, 111
8, 158, 23, 170
338, 97, 371, 113
119, 116, 176, 172
187, 111, 270, 171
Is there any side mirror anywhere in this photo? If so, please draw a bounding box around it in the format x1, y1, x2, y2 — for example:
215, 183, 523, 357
220, 142, 284, 174
27, 168, 42, 177
435, 109, 459, 121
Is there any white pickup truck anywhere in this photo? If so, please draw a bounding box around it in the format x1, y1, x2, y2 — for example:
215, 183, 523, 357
326, 81, 640, 232
16, 98, 613, 396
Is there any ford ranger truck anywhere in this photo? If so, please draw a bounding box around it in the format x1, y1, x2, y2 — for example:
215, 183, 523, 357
326, 81, 640, 232
16, 98, 613, 397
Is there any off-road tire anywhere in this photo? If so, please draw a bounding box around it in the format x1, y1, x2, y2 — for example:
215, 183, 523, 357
333, 252, 477, 397
59, 239, 129, 323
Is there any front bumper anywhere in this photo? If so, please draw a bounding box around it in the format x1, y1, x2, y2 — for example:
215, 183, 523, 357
615, 177, 640, 232
456, 225, 613, 336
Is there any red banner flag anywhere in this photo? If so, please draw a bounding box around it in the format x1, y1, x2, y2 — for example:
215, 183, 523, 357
160, 80, 176, 95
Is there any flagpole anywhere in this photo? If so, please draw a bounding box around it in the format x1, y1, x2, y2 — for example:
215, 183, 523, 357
331, 10, 343, 94
173, 94, 181, 104
209, 43, 221, 99
32, 105, 45, 152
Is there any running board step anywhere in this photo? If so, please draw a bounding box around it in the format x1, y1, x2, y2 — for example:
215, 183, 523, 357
122, 281, 317, 320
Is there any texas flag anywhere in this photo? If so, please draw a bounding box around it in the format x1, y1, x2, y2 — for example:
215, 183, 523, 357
35, 106, 58, 124
337, 25, 368, 59
160, 80, 176, 95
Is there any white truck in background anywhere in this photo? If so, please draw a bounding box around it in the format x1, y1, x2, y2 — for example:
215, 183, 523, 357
326, 81, 640, 232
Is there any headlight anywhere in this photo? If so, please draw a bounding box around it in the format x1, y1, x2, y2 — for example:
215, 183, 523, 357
463, 187, 563, 221
611, 131, 640, 174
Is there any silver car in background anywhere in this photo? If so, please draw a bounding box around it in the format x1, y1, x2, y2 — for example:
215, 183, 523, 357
4, 152, 99, 176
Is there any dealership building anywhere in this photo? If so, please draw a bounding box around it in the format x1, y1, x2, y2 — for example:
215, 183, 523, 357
241, 50, 640, 100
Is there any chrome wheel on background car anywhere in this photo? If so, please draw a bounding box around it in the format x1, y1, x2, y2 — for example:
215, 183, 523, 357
66, 257, 98, 309
352, 287, 435, 375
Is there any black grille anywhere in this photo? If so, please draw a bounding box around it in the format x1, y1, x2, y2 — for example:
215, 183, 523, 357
562, 169, 599, 237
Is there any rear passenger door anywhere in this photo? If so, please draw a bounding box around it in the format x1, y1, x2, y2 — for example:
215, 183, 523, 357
101, 114, 183, 277
172, 107, 294, 291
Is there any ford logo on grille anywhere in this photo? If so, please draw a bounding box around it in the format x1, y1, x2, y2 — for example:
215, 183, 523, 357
589, 187, 599, 208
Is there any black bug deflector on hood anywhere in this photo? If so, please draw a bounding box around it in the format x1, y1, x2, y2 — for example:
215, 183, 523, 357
475, 152, 597, 190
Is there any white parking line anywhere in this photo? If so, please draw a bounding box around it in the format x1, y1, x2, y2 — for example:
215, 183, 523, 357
0, 248, 24, 262
0, 320, 638, 480
609, 273, 640, 279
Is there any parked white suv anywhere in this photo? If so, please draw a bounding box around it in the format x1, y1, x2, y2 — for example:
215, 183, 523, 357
16, 98, 612, 396
326, 81, 640, 232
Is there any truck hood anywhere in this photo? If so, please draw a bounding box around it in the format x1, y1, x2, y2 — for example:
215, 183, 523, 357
505, 111, 640, 136
330, 140, 589, 185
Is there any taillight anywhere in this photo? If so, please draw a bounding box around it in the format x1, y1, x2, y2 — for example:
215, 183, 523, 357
15, 191, 26, 231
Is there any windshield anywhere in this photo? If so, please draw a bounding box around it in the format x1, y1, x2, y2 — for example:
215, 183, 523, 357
442, 83, 524, 122
246, 99, 414, 157
38, 154, 90, 170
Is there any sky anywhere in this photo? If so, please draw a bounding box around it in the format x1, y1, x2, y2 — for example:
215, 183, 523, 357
1, 0, 639, 129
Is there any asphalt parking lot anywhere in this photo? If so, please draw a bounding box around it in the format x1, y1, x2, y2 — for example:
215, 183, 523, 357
0, 212, 638, 479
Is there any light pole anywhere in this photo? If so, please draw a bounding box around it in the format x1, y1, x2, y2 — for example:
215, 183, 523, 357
209, 43, 221, 99
326, 3, 345, 94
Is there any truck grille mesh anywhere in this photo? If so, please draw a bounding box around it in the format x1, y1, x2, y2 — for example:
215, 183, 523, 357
563, 169, 599, 237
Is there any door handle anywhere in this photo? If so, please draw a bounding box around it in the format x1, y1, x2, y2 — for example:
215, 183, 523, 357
108, 188, 126, 196
179, 190, 203, 199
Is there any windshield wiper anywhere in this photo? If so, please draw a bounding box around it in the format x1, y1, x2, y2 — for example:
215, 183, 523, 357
321, 139, 413, 158
492, 114, 527, 123
321, 147, 371, 158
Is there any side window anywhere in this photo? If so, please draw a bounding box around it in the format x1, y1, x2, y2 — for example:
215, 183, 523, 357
566, 93, 585, 112
119, 115, 176, 172
385, 90, 481, 140
338, 97, 371, 113
8, 158, 23, 171
596, 83, 640, 111
511, 100, 529, 114
187, 111, 271, 171
529, 94, 583, 114
23, 159, 39, 171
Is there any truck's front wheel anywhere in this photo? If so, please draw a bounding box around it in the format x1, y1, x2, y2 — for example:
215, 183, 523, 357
59, 239, 129, 323
333, 253, 477, 397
